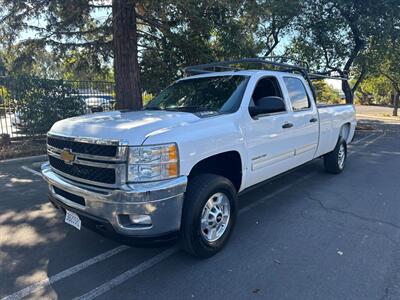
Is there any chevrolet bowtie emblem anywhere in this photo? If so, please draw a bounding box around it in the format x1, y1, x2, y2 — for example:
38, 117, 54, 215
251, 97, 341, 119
60, 148, 76, 165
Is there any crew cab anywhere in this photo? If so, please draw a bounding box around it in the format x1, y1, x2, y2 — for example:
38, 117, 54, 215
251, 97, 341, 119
42, 59, 356, 258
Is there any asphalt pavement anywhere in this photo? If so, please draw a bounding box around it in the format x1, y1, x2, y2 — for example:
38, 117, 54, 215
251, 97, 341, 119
1, 119, 400, 300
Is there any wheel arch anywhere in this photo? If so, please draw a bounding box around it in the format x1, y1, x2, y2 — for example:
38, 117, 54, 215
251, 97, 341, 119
339, 122, 351, 143
188, 151, 243, 191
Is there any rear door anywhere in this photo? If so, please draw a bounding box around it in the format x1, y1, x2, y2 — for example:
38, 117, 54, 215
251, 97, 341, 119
282, 76, 319, 166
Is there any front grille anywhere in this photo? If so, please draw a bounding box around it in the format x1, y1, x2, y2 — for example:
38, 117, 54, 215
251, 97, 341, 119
47, 136, 118, 157
49, 156, 116, 184
53, 186, 85, 206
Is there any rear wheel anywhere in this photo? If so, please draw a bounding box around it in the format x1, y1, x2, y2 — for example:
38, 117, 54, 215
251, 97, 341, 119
180, 174, 237, 258
324, 138, 347, 174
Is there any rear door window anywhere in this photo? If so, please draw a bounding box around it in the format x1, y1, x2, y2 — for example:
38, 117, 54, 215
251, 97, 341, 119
283, 77, 311, 111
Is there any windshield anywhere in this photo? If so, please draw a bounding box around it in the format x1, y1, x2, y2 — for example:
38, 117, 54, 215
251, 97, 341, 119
145, 75, 249, 115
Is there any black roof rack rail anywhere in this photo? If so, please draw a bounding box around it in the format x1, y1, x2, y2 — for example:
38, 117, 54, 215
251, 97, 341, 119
184, 57, 308, 75
184, 57, 348, 81
308, 73, 349, 81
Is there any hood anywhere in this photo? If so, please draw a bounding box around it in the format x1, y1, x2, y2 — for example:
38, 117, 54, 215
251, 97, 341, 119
49, 110, 200, 145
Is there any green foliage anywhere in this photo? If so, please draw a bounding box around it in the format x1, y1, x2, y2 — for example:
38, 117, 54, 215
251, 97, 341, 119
0, 0, 398, 106
0, 55, 6, 76
1, 0, 302, 94
0, 0, 113, 80
61, 50, 114, 81
0, 76, 85, 135
286, 0, 399, 103
356, 76, 393, 105
142, 92, 154, 105
0, 85, 10, 107
313, 80, 341, 104
140, 0, 301, 93
1, 46, 113, 81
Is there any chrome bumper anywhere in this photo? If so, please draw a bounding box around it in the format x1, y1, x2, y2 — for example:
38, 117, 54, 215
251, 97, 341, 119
41, 163, 187, 237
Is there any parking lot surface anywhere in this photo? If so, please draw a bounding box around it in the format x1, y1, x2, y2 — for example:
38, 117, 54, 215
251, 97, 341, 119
1, 119, 400, 300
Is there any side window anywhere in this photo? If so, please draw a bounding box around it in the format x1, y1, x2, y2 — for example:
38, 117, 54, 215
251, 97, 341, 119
250, 77, 284, 109
283, 77, 311, 111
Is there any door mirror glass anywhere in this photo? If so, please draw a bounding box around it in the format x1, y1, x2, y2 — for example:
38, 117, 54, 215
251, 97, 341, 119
249, 96, 286, 118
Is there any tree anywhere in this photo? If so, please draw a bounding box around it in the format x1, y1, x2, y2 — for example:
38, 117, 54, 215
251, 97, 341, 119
0, 0, 304, 106
112, 0, 141, 109
139, 0, 301, 93
356, 76, 392, 106
313, 80, 341, 104
140, 0, 265, 93
0, 0, 141, 109
0, 45, 64, 78
357, 5, 400, 116
61, 50, 114, 81
378, 27, 400, 116
287, 0, 399, 104
379, 56, 400, 116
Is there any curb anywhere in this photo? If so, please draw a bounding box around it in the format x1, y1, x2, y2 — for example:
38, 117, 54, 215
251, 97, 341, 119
0, 154, 47, 165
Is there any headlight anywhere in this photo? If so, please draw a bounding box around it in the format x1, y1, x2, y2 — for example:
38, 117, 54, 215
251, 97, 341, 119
128, 143, 179, 182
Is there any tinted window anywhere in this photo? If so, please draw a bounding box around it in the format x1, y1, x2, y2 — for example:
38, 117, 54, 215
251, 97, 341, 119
283, 77, 310, 111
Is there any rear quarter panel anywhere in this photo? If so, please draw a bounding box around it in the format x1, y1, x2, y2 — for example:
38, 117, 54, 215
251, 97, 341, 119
315, 104, 356, 157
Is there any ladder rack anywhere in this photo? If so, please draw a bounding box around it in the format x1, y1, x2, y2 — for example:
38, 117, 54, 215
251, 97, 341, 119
184, 57, 348, 82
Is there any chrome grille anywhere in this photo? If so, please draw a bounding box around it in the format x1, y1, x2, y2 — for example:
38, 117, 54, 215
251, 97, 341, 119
47, 134, 127, 188
49, 156, 116, 184
47, 136, 118, 157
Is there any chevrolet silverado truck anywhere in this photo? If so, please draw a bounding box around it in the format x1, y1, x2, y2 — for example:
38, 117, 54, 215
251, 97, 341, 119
42, 58, 356, 258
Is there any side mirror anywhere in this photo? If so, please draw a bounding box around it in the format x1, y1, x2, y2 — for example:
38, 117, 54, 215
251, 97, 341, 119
249, 96, 286, 118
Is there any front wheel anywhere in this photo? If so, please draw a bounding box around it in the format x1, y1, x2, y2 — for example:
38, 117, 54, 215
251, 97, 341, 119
324, 138, 347, 174
180, 174, 237, 258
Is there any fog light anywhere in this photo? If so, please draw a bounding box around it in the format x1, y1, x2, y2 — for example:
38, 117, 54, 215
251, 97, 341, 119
129, 214, 152, 225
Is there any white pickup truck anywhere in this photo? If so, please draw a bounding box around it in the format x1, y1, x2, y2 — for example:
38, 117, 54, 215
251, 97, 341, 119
42, 59, 356, 258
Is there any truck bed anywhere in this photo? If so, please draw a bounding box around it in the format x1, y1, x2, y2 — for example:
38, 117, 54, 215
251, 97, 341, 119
315, 103, 356, 157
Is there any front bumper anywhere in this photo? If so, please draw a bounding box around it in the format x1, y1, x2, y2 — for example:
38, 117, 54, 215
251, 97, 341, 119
41, 163, 187, 239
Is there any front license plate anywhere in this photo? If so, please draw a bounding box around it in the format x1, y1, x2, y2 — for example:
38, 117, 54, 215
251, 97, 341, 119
65, 210, 81, 230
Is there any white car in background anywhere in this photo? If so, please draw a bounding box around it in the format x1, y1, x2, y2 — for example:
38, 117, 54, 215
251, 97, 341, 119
81, 95, 115, 113
10, 110, 24, 127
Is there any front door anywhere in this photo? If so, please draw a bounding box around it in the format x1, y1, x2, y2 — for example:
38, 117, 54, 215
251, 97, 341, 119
243, 76, 296, 187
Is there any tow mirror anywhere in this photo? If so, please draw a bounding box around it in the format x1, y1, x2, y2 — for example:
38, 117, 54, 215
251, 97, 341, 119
249, 96, 286, 118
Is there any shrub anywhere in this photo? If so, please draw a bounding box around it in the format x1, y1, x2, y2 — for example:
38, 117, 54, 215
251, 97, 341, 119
0, 76, 85, 135
313, 80, 342, 104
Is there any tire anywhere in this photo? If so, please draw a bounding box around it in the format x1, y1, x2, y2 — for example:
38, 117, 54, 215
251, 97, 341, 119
180, 174, 237, 258
324, 137, 347, 174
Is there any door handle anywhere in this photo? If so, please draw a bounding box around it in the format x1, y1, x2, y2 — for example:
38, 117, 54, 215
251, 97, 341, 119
310, 117, 318, 123
282, 122, 294, 129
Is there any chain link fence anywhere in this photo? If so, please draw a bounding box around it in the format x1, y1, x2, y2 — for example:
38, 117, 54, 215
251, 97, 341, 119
0, 76, 115, 139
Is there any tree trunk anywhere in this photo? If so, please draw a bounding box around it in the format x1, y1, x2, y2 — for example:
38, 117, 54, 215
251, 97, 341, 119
112, 0, 142, 110
342, 80, 353, 104
393, 91, 399, 117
